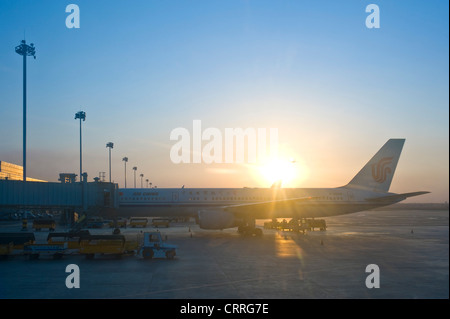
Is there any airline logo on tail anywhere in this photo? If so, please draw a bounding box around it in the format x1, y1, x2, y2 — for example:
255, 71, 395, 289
371, 157, 393, 183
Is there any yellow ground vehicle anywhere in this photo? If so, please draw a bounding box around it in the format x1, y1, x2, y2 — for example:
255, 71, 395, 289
79, 235, 126, 259
32, 219, 56, 231
308, 219, 327, 231
109, 218, 127, 228
23, 242, 67, 260
47, 231, 90, 250
1, 233, 36, 259
263, 218, 326, 233
129, 217, 148, 228
0, 242, 13, 259
151, 218, 170, 228
86, 216, 109, 228
0, 233, 35, 250
123, 234, 140, 254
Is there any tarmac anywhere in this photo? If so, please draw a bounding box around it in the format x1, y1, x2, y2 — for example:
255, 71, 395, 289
0, 209, 448, 299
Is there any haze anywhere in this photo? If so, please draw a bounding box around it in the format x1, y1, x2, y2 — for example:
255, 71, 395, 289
0, 1, 448, 203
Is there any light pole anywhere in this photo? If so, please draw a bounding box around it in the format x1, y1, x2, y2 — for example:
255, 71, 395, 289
122, 157, 128, 188
75, 111, 86, 181
133, 167, 137, 188
106, 142, 114, 183
15, 40, 36, 182
140, 174, 144, 188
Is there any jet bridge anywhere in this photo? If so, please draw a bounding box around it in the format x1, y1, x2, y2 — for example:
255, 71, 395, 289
0, 179, 118, 212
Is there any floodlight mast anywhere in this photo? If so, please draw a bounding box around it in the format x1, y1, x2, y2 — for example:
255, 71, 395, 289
15, 40, 36, 182
133, 166, 137, 188
106, 142, 114, 183
75, 111, 86, 181
122, 157, 128, 188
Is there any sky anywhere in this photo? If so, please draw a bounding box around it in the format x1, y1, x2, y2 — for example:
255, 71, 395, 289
0, 0, 448, 202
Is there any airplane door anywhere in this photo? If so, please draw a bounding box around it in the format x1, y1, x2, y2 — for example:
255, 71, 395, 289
172, 192, 179, 202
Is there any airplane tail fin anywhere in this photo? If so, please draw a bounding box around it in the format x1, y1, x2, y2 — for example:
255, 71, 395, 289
346, 139, 405, 193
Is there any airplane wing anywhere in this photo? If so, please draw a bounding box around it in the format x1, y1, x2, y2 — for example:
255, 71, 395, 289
365, 191, 430, 203
222, 197, 315, 215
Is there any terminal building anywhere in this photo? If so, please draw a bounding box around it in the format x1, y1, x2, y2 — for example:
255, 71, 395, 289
0, 161, 46, 182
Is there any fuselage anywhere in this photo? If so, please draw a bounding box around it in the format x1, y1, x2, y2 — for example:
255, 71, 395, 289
116, 139, 428, 228
117, 187, 396, 219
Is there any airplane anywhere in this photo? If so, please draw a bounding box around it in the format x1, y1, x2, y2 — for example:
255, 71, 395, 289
117, 139, 429, 235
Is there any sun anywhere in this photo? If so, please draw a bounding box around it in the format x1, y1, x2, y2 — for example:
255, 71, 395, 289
257, 158, 303, 187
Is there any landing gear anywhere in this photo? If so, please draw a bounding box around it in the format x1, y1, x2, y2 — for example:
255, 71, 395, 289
237, 219, 263, 237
